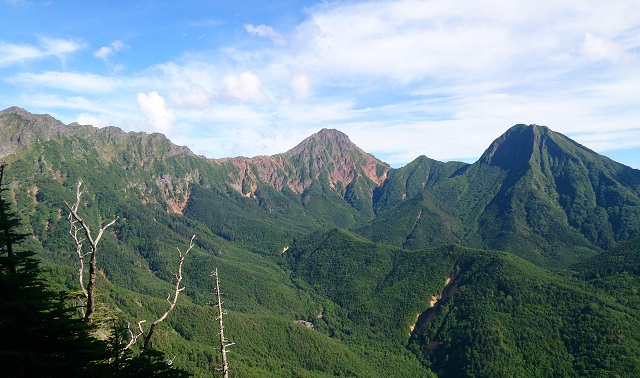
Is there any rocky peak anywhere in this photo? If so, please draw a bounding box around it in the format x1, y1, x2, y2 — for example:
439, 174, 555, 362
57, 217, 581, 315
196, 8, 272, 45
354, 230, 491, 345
1, 106, 33, 117
291, 128, 352, 148
0, 107, 75, 158
221, 128, 390, 196
478, 124, 560, 171
279, 128, 388, 189
0, 107, 195, 161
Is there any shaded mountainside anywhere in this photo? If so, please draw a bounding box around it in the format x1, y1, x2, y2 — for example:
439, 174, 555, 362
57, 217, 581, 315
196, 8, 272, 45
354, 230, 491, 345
361, 124, 640, 267
475, 124, 640, 260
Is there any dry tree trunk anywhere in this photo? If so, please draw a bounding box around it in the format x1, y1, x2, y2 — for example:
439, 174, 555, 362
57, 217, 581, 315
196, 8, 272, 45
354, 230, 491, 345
142, 235, 195, 350
212, 268, 233, 378
64, 180, 118, 324
125, 320, 146, 351
67, 197, 88, 299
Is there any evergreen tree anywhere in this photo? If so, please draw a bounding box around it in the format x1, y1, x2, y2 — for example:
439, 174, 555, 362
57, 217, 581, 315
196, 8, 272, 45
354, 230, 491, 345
0, 164, 106, 376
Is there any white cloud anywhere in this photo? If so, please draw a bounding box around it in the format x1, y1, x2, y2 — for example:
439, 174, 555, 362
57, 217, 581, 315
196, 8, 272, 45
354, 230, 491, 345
582, 33, 628, 62
75, 113, 119, 128
40, 37, 81, 56
137, 91, 175, 134
285, 0, 640, 86
0, 42, 42, 66
0, 37, 82, 67
16, 93, 100, 112
289, 72, 310, 101
245, 24, 286, 46
94, 46, 113, 60
221, 71, 265, 101
94, 40, 127, 61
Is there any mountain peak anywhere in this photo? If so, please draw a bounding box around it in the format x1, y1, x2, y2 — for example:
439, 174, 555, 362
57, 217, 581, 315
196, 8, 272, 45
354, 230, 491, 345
1, 106, 32, 117
286, 128, 357, 157
316, 128, 351, 141
0, 107, 73, 159
478, 124, 565, 170
222, 128, 389, 197
479, 123, 604, 173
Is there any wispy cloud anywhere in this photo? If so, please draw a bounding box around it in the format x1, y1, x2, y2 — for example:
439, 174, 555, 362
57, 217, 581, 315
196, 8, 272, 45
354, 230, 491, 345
289, 72, 310, 101
187, 19, 224, 28
9, 71, 120, 93
245, 24, 286, 46
94, 40, 127, 61
0, 37, 83, 67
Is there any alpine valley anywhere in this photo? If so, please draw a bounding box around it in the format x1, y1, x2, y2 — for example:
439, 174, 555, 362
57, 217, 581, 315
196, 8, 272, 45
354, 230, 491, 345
1, 106, 640, 377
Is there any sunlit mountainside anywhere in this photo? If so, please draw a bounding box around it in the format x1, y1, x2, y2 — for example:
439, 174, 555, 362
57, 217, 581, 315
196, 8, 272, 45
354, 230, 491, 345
1, 106, 639, 377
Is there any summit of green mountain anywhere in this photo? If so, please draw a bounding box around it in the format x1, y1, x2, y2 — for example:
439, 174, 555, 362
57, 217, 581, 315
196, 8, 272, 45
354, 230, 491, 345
480, 124, 550, 167
460, 123, 640, 263
479, 123, 601, 172
360, 123, 640, 267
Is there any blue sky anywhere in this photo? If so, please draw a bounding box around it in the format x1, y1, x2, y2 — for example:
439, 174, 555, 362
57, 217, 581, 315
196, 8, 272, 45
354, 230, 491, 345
1, 0, 639, 168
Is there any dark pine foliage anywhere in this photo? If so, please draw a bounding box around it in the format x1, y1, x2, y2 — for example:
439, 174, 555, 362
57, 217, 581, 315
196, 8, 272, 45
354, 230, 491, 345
0, 165, 191, 377
0, 164, 107, 376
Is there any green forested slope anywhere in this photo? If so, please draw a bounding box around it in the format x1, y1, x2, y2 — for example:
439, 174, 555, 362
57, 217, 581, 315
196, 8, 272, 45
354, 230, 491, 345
410, 251, 640, 377
2, 107, 640, 377
361, 124, 640, 267
568, 237, 640, 310
0, 108, 432, 376
288, 229, 640, 377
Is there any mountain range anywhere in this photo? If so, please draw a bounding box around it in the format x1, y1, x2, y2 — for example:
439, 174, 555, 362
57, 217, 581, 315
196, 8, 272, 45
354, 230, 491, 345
2, 106, 640, 377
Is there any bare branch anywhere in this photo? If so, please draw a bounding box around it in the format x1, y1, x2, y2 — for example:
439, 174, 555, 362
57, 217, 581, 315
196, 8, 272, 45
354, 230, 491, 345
64, 180, 118, 324
68, 212, 88, 299
212, 267, 232, 378
143, 235, 195, 350
124, 320, 147, 351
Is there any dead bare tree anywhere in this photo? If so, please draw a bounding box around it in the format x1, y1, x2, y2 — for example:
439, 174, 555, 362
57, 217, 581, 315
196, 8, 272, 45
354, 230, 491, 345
142, 235, 195, 350
68, 211, 88, 300
212, 268, 233, 378
124, 320, 146, 351
64, 180, 118, 324
67, 195, 88, 318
